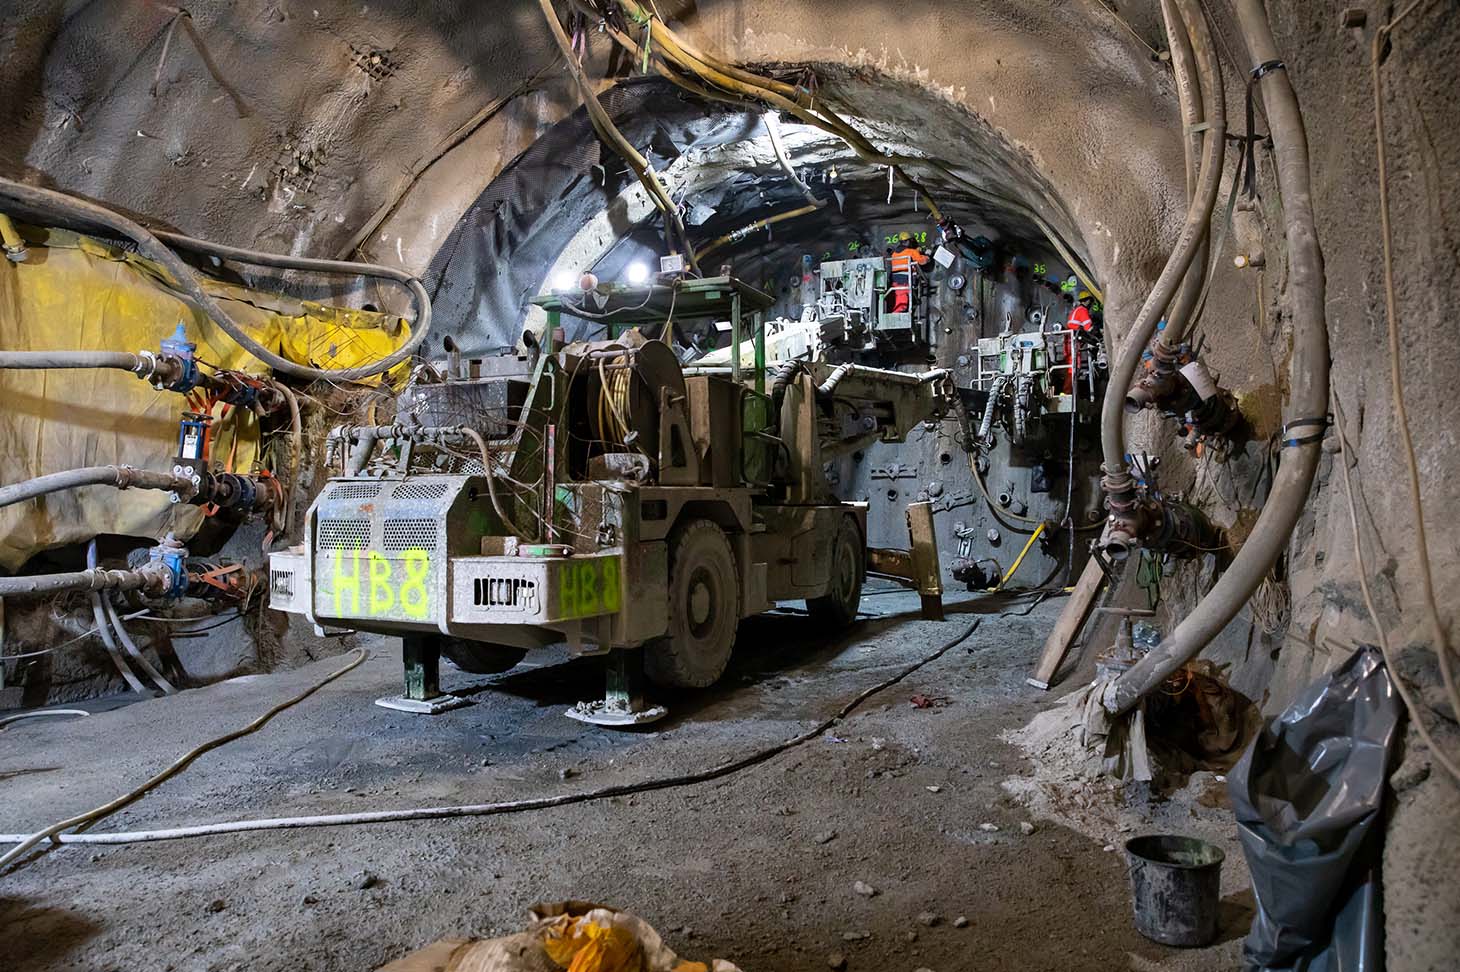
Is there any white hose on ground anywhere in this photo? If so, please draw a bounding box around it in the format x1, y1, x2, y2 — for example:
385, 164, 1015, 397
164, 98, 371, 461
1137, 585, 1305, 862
1103, 0, 1330, 715
0, 648, 368, 872
0, 709, 90, 730
0, 611, 1031, 852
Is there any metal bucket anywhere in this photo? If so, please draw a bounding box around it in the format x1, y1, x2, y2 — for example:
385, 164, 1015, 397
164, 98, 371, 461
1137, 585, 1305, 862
1125, 834, 1225, 947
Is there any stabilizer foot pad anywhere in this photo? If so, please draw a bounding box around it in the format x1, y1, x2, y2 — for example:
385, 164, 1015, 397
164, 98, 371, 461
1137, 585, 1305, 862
374, 694, 471, 715
565, 700, 668, 727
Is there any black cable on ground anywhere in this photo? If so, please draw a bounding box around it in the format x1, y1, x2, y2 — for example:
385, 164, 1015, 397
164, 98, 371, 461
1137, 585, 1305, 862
0, 649, 369, 871
0, 612, 1012, 854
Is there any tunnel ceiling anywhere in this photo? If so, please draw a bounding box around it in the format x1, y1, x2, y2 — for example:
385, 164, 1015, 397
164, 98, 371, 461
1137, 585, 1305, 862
426, 70, 1089, 352
1, 0, 1184, 348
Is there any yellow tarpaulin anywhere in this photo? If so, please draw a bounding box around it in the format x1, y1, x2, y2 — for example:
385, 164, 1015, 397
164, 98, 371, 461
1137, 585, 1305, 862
0, 223, 410, 570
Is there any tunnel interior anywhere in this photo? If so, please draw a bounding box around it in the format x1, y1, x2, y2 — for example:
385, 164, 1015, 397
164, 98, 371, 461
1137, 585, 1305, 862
1, 1, 1457, 969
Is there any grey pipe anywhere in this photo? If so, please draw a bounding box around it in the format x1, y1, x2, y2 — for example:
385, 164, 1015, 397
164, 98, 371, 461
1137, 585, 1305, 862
1099, 0, 1227, 478
0, 465, 193, 510
1105, 0, 1329, 715
0, 566, 163, 598
0, 350, 146, 373
0, 177, 430, 383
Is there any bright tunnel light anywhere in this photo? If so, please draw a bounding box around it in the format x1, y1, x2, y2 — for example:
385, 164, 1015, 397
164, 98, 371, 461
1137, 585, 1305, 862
551, 269, 578, 291
625, 261, 650, 285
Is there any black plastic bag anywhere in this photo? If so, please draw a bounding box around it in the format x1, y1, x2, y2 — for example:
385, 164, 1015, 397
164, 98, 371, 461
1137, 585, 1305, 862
1228, 646, 1400, 972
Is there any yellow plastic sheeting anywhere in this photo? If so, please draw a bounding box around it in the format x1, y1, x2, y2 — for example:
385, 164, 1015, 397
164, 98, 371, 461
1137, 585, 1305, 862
0, 224, 409, 570
377, 902, 741, 972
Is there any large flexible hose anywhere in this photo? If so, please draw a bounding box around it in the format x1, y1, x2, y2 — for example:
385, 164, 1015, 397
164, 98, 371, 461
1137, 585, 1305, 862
1104, 0, 1329, 715
537, 0, 699, 272
1098, 0, 1226, 487
0, 177, 430, 383
1157, 0, 1212, 343
764, 111, 824, 209
582, 1, 1104, 301
84, 543, 152, 696
0, 465, 192, 510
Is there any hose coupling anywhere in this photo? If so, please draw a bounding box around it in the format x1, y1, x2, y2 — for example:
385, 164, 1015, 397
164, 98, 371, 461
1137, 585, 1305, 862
1124, 342, 1185, 413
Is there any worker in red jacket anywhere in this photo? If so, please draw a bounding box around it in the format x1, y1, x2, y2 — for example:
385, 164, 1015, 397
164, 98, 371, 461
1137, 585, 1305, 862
1063, 290, 1100, 393
888, 232, 929, 313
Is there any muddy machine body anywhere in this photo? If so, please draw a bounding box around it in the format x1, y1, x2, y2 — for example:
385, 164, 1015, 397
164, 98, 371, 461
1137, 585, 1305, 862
270, 277, 952, 723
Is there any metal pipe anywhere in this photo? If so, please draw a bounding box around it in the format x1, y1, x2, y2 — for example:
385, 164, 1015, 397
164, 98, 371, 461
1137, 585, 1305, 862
1099, 0, 1226, 489
0, 177, 431, 383
0, 465, 193, 510
0, 566, 164, 598
0, 350, 146, 373
695, 204, 821, 265
1105, 0, 1329, 715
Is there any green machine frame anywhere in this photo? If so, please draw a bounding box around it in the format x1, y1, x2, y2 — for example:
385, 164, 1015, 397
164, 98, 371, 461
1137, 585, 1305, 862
531, 275, 776, 393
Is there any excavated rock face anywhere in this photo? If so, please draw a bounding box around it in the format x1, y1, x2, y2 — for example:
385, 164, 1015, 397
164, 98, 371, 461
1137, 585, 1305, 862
2, 2, 1457, 964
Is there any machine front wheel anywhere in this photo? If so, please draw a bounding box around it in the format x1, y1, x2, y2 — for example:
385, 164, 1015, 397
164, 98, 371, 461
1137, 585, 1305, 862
806, 515, 864, 628
645, 518, 740, 689
440, 637, 527, 675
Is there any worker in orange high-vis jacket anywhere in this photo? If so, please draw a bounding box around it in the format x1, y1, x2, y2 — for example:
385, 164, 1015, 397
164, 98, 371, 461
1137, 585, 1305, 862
887, 231, 929, 313
1063, 290, 1100, 393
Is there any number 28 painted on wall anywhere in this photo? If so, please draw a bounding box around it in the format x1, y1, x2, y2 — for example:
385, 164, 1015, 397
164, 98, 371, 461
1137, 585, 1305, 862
331, 547, 431, 620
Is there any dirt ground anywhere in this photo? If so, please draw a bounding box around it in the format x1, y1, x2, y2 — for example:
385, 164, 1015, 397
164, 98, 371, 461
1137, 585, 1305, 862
0, 590, 1250, 971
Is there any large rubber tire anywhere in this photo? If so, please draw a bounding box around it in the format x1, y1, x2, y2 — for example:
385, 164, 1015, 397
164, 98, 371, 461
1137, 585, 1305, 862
440, 637, 526, 675
645, 518, 740, 689
807, 516, 864, 629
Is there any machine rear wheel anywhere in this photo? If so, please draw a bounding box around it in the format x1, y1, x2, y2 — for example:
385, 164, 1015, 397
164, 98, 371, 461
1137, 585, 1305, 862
645, 518, 740, 689
440, 637, 526, 675
807, 516, 864, 628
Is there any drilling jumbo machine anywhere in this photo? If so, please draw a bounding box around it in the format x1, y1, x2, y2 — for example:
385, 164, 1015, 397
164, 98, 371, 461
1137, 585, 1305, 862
269, 277, 953, 724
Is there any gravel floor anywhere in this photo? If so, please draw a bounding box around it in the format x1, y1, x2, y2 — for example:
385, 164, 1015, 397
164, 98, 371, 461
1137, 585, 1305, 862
0, 590, 1248, 971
